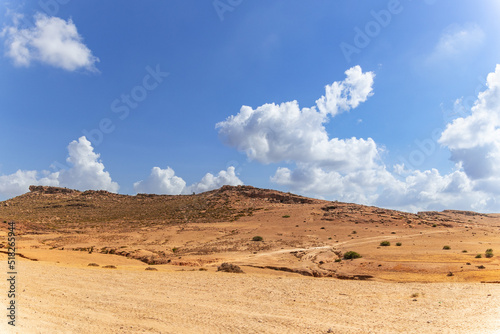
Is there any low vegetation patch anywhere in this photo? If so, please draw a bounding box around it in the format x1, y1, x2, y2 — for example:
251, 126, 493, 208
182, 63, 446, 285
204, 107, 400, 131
396, 242, 402, 246
145, 267, 158, 271
87, 263, 99, 267
475, 254, 482, 258
380, 241, 391, 247
102, 265, 117, 269
343, 251, 362, 259
485, 249, 494, 258
282, 215, 290, 218
252, 236, 263, 242
443, 245, 451, 250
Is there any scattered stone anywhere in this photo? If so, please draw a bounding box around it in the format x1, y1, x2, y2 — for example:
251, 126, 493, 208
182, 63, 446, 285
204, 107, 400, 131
217, 263, 244, 273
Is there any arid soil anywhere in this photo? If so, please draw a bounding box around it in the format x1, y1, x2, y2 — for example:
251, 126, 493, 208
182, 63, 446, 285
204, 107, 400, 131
0, 185, 499, 333
1, 256, 499, 334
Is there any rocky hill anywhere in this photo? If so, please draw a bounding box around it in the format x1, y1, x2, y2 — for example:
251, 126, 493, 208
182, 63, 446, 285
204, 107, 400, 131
1, 185, 499, 282
0, 185, 321, 230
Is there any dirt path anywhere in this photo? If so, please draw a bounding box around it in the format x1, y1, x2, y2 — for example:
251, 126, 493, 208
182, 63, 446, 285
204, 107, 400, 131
249, 230, 448, 259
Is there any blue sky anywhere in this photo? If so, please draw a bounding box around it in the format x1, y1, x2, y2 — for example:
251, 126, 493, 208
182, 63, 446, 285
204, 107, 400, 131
1, 0, 500, 212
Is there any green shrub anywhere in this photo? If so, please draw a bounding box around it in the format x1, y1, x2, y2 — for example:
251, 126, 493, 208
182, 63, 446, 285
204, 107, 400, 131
396, 242, 402, 246
485, 249, 494, 258
475, 254, 482, 258
334, 258, 342, 262
380, 241, 391, 246
432, 224, 437, 227
343, 251, 362, 259
443, 245, 451, 250
282, 215, 290, 218
252, 236, 263, 242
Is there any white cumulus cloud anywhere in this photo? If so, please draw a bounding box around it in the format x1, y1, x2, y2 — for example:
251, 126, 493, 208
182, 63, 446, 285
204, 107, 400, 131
273, 162, 496, 213
0, 170, 59, 200
133, 166, 243, 195
0, 136, 118, 199
377, 167, 495, 213
219, 64, 500, 213
272, 164, 394, 205
1, 13, 99, 71
316, 65, 375, 116
186, 166, 243, 194
216, 66, 378, 171
57, 136, 119, 192
439, 64, 500, 180
133, 167, 186, 195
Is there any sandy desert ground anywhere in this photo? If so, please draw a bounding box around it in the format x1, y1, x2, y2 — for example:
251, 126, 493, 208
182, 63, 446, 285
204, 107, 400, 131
0, 185, 499, 333
0, 255, 499, 334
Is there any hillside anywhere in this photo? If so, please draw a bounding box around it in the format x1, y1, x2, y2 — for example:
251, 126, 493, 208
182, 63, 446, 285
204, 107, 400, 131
0, 185, 499, 282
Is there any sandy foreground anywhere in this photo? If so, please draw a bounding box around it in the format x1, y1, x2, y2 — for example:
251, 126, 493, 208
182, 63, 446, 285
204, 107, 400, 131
1, 187, 500, 333
1, 257, 499, 334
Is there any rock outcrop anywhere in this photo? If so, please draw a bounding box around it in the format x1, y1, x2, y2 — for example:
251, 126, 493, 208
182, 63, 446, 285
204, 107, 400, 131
29, 185, 78, 194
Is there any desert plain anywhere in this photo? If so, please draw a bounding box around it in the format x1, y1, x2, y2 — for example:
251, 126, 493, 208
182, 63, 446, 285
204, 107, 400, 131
0, 185, 499, 333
